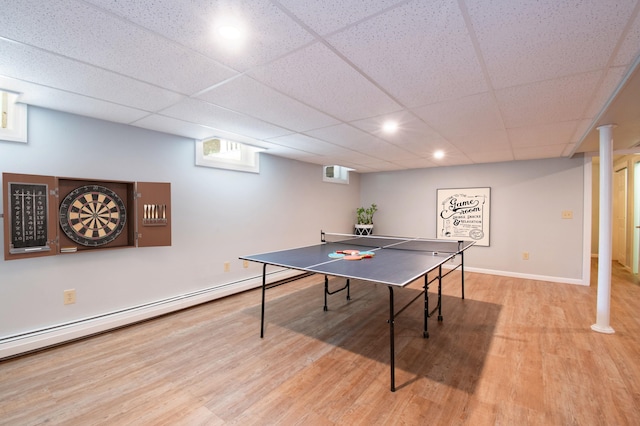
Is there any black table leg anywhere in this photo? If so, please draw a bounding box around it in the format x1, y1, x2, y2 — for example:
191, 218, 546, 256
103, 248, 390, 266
461, 250, 465, 299
423, 274, 429, 338
388, 286, 396, 392
260, 263, 266, 338
438, 264, 443, 321
324, 275, 329, 311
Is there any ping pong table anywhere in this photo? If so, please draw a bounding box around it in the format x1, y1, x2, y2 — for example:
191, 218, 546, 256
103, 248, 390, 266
240, 231, 474, 392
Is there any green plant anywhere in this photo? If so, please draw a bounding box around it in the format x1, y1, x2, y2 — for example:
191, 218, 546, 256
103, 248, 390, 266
356, 203, 377, 225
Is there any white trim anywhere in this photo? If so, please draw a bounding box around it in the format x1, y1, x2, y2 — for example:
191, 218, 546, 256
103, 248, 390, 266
0, 268, 299, 360
452, 265, 587, 286
0, 97, 27, 143
323, 165, 353, 184
1, 264, 587, 359
195, 138, 264, 173
583, 157, 593, 286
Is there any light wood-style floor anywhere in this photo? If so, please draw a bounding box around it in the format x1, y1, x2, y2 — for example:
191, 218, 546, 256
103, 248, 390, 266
2, 261, 640, 425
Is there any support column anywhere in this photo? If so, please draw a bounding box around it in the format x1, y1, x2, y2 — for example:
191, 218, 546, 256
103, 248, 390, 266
591, 124, 615, 334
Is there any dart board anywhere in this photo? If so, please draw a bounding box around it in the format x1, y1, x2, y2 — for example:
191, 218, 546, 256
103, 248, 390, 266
59, 185, 127, 247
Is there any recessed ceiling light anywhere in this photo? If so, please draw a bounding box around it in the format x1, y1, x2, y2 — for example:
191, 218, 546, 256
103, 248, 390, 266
434, 150, 445, 159
218, 25, 242, 40
382, 120, 398, 133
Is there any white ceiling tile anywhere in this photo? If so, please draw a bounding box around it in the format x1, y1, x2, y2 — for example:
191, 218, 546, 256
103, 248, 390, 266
508, 121, 579, 148
1, 0, 236, 95
277, 0, 408, 35
412, 92, 504, 138
248, 42, 402, 121
132, 114, 268, 144
449, 130, 510, 153
0, 1, 637, 169
356, 144, 416, 161
614, 9, 640, 67
514, 145, 568, 161
265, 133, 352, 156
390, 157, 439, 170
306, 123, 387, 148
585, 66, 629, 118
0, 77, 150, 124
496, 71, 603, 128
430, 157, 474, 168
0, 39, 185, 111
562, 143, 579, 157
306, 123, 415, 161
349, 110, 450, 156
429, 147, 473, 167
162, 98, 292, 140
358, 160, 405, 172
395, 137, 452, 157
350, 110, 442, 141
327, 0, 487, 107
468, 0, 637, 88
85, 0, 315, 72
196, 75, 339, 132
351, 164, 380, 173
332, 151, 390, 165
571, 119, 595, 144
466, 150, 515, 164
263, 147, 317, 160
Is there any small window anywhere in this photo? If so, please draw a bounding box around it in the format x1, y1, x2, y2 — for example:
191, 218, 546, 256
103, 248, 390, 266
323, 165, 353, 184
0, 90, 27, 143
195, 138, 264, 173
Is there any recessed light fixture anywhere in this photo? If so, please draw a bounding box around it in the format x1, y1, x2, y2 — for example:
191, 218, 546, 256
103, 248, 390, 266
217, 25, 242, 40
434, 150, 445, 159
382, 120, 398, 133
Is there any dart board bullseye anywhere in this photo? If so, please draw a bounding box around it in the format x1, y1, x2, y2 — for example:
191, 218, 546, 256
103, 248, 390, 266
59, 185, 127, 247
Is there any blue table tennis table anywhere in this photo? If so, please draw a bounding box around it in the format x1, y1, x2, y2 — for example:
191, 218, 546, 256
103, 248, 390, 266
240, 232, 474, 392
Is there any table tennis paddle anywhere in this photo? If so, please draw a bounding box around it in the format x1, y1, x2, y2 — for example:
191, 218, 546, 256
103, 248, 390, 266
344, 252, 375, 260
336, 249, 360, 255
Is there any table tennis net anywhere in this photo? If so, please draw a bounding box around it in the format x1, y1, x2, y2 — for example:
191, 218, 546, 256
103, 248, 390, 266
322, 232, 464, 254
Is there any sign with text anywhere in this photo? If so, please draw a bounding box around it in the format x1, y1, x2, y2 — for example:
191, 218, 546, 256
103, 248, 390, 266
436, 187, 490, 247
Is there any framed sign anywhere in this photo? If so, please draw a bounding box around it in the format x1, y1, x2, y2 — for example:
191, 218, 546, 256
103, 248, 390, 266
437, 187, 490, 246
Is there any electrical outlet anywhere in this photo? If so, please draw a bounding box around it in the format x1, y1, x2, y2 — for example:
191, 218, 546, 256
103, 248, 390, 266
224, 262, 230, 272
243, 260, 249, 269
63, 289, 76, 305
522, 252, 529, 260
562, 210, 573, 219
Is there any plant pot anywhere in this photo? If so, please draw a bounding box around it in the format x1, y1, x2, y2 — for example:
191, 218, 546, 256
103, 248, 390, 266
354, 224, 373, 236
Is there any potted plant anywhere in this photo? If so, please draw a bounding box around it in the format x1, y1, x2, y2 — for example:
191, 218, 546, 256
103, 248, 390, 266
355, 203, 377, 235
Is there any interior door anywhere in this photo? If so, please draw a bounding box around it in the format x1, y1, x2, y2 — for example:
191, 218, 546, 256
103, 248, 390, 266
613, 167, 627, 266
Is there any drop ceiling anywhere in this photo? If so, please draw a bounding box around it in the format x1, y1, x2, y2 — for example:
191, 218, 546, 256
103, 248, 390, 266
1, 0, 639, 172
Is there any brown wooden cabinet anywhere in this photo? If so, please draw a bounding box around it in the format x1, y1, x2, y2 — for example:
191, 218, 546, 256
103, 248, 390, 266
2, 173, 171, 261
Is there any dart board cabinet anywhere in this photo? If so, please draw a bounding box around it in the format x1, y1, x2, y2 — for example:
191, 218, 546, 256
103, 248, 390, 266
2, 172, 171, 261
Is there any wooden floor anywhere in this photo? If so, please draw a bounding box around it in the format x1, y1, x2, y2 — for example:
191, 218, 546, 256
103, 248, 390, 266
2, 261, 640, 425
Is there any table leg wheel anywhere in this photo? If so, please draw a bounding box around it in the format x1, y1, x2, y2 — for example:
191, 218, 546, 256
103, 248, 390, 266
323, 306, 328, 311
423, 331, 429, 338
438, 315, 443, 321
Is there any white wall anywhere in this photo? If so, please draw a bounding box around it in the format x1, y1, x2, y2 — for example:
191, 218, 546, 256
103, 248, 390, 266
0, 107, 360, 350
360, 158, 586, 282
0, 106, 591, 357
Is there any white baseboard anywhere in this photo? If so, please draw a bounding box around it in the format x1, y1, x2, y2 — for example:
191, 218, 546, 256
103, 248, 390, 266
0, 265, 587, 360
457, 265, 588, 286
0, 269, 300, 360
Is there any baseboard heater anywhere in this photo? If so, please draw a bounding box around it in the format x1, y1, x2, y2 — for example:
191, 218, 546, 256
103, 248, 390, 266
0, 269, 309, 360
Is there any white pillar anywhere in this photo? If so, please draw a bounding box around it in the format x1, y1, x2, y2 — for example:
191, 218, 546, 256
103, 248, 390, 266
591, 124, 615, 334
